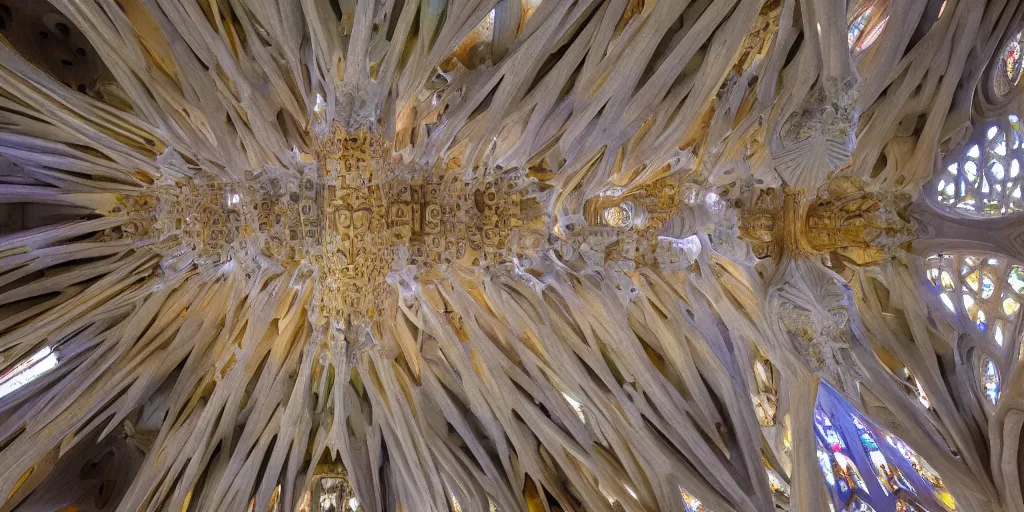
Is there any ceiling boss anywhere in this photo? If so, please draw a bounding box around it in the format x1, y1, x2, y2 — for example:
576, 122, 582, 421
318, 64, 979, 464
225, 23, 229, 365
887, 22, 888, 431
306, 123, 531, 342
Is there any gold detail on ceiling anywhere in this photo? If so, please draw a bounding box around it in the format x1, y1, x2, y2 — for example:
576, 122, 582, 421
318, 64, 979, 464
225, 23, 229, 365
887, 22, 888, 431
112, 125, 697, 335
113, 123, 539, 334
739, 177, 915, 266
2, 0, 1004, 508
568, 179, 683, 269
308, 463, 355, 512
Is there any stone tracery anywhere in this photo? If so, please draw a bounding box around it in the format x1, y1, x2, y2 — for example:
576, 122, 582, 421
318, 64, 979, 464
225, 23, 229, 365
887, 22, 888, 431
934, 115, 1024, 216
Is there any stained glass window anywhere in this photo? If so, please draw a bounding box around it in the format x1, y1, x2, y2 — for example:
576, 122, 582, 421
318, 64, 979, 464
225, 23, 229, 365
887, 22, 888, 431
834, 452, 870, 492
815, 407, 877, 506
925, 253, 1016, 411
982, 359, 1000, 404
1005, 31, 1024, 86
847, 1, 890, 53
848, 9, 872, 48
924, 253, 1023, 344
851, 416, 879, 451
847, 497, 877, 512
851, 414, 905, 497
818, 447, 837, 487
857, 17, 889, 52
815, 408, 845, 453
680, 487, 707, 512
815, 383, 959, 511
935, 115, 1024, 215
896, 497, 926, 512
886, 435, 959, 510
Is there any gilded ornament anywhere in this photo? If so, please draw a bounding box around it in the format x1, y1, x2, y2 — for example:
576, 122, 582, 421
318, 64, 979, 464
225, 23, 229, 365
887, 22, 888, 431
738, 177, 916, 266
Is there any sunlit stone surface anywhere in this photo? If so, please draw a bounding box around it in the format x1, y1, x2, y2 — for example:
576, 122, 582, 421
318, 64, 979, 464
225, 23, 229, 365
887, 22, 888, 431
0, 1, 1021, 511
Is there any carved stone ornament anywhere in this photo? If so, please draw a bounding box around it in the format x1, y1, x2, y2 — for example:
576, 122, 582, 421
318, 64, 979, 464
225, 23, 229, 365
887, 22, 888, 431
109, 124, 536, 340
738, 177, 916, 265
766, 257, 867, 395
770, 77, 860, 191
309, 463, 356, 512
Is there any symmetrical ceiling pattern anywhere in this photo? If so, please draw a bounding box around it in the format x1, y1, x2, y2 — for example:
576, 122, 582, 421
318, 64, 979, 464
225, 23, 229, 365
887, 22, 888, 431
0, 0, 1023, 511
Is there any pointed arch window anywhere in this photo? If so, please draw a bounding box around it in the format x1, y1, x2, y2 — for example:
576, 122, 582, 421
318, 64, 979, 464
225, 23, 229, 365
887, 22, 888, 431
851, 416, 879, 451
835, 452, 871, 493
814, 407, 873, 507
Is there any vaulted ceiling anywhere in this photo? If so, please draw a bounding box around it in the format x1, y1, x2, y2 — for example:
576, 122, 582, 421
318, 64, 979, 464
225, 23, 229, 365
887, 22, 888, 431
0, 1, 1020, 511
